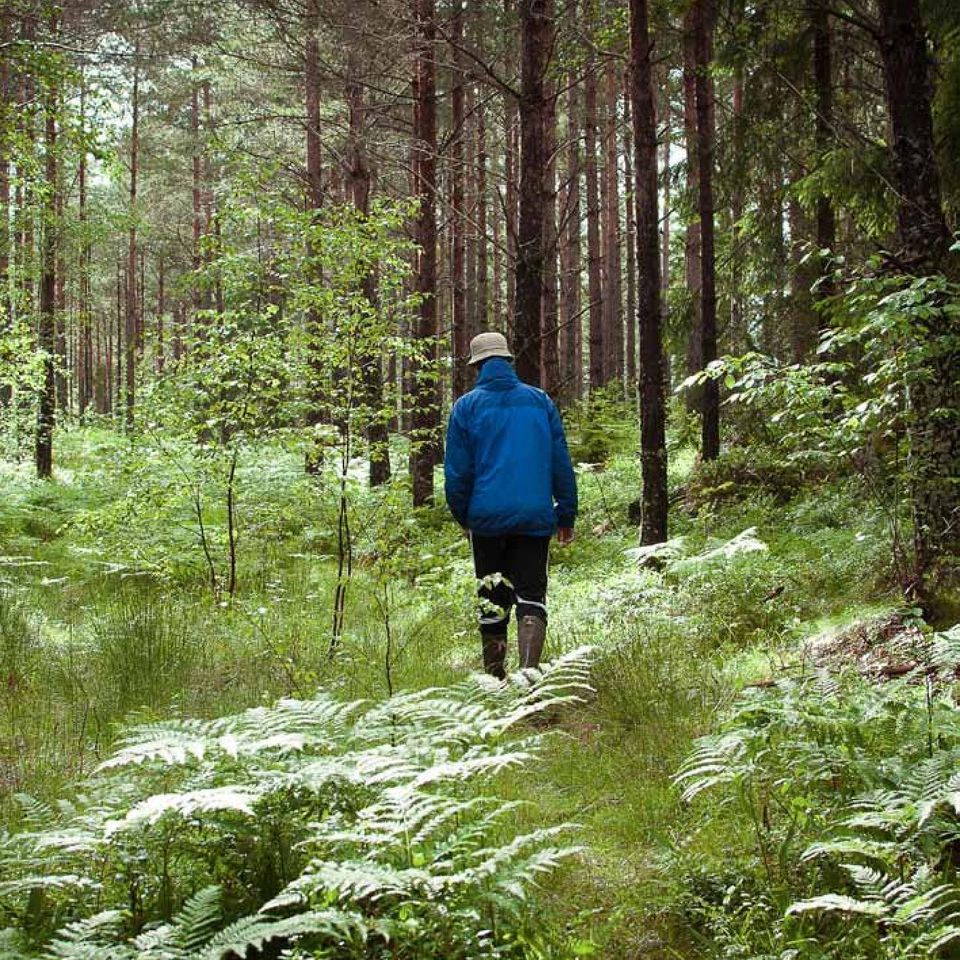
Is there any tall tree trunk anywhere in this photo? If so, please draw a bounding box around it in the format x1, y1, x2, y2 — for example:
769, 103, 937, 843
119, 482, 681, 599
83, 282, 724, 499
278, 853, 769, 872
346, 41, 390, 488
156, 257, 165, 374
630, 0, 667, 543
876, 0, 959, 610
191, 57, 203, 324
558, 73, 582, 404
0, 10, 11, 409
693, 0, 719, 461
601, 58, 623, 387
410, 0, 439, 505
514, 0, 550, 385
584, 63, 604, 391
475, 90, 489, 332
730, 61, 746, 354
622, 67, 637, 392
541, 67, 560, 394
450, 5, 468, 396
303, 1, 327, 469
125, 55, 139, 430
36, 44, 57, 479
54, 163, 67, 415
682, 12, 702, 401
660, 86, 671, 344
504, 3, 518, 332
810, 0, 835, 310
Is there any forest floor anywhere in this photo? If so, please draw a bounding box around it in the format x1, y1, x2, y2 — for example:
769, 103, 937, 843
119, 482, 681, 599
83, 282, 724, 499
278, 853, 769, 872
0, 421, 902, 957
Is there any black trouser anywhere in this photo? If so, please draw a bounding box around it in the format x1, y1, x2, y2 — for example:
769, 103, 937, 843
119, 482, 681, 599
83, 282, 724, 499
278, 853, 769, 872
470, 533, 550, 635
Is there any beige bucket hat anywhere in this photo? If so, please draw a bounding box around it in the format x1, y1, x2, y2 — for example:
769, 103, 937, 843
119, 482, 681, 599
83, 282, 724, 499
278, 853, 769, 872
468, 331, 513, 365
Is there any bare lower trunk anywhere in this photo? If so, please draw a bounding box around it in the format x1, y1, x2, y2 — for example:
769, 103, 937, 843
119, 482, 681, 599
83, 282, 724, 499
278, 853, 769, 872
630, 0, 667, 543
410, 0, 439, 505
601, 58, 623, 387
514, 0, 550, 385
584, 63, 603, 391
693, 0, 719, 461
36, 43, 57, 479
558, 73, 582, 404
541, 68, 559, 394
876, 0, 959, 611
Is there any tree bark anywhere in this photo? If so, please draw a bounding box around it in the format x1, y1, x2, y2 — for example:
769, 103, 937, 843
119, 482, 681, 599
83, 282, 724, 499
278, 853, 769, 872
0, 10, 11, 409
514, 0, 550, 385
693, 0, 719, 461
601, 57, 623, 387
450, 5, 468, 396
810, 0, 835, 311
410, 0, 439, 505
36, 41, 57, 479
682, 12, 702, 402
584, 62, 604, 392
558, 72, 582, 404
475, 90, 489, 333
876, 0, 960, 610
622, 67, 637, 392
191, 57, 203, 324
629, 0, 667, 543
541, 64, 560, 395
125, 54, 139, 430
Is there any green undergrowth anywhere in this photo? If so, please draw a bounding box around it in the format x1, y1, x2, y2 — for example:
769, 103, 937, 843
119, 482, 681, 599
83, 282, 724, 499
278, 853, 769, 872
0, 425, 911, 957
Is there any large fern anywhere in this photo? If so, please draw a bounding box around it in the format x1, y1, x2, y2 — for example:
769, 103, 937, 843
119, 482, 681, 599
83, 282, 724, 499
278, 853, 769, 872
0, 647, 594, 959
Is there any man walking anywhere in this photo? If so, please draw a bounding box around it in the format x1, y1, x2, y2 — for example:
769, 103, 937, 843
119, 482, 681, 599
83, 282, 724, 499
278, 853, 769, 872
444, 332, 578, 678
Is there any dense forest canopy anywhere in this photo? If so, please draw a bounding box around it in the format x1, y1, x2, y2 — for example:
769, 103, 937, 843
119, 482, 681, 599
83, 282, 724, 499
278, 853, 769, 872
2, 0, 960, 957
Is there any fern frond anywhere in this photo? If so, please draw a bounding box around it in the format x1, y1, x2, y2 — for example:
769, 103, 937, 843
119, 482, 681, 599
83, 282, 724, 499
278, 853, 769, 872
199, 909, 374, 960
106, 787, 259, 833
130, 886, 221, 957
96, 719, 213, 771
43, 911, 129, 960
787, 894, 888, 919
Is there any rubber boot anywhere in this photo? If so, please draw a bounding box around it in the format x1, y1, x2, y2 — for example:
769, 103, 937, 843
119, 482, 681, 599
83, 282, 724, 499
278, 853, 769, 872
482, 633, 507, 680
517, 615, 546, 669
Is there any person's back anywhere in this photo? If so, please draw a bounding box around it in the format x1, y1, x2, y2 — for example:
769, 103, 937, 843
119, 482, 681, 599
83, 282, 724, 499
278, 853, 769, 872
445, 357, 575, 537
444, 334, 577, 677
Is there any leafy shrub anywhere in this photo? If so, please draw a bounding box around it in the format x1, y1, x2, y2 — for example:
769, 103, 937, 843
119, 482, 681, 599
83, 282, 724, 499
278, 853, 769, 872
0, 647, 593, 959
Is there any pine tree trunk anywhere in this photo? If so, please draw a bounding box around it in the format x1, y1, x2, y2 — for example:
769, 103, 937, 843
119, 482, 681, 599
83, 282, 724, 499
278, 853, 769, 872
450, 5, 468, 396
730, 61, 746, 355
876, 0, 960, 611
303, 2, 328, 468
191, 57, 203, 324
558, 73, 582, 404
125, 56, 139, 430
156, 257, 165, 374
514, 0, 550, 385
410, 0, 439, 506
629, 0, 667, 543
36, 47, 57, 479
475, 91, 489, 332
584, 63, 604, 392
0, 10, 11, 410
622, 67, 637, 392
601, 58, 623, 388
811, 0, 835, 310
682, 12, 702, 402
541, 67, 560, 394
693, 0, 719, 461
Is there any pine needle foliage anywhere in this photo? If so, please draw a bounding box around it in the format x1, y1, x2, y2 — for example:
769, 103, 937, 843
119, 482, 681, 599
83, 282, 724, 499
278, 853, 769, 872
0, 647, 593, 959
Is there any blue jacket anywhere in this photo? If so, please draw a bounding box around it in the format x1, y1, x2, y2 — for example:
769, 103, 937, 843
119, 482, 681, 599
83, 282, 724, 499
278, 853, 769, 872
444, 358, 578, 537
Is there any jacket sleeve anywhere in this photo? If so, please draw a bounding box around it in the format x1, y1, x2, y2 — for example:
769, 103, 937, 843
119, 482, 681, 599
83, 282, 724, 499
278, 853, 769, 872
443, 400, 474, 527
548, 399, 578, 528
